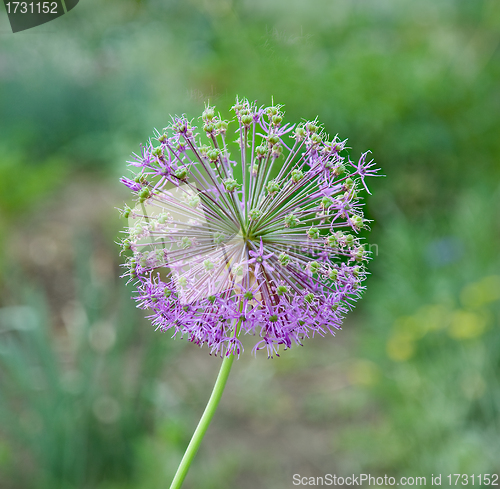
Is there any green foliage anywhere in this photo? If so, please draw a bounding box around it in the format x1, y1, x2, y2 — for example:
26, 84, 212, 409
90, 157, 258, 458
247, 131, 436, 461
339, 185, 500, 475
0, 149, 67, 216
0, 238, 188, 489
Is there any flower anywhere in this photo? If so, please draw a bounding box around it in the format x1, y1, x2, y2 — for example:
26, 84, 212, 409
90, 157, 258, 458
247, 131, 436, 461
119, 97, 380, 358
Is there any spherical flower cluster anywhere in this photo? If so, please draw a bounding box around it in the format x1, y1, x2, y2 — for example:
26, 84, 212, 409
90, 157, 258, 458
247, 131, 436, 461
119, 97, 380, 358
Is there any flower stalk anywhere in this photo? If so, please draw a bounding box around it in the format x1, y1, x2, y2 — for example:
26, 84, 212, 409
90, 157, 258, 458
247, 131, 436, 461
169, 353, 235, 489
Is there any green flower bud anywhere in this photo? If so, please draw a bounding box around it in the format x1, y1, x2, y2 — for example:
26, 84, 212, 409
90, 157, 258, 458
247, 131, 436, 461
123, 205, 131, 219
266, 179, 280, 195
284, 213, 299, 228
267, 106, 278, 117
178, 276, 187, 287
328, 268, 338, 281
208, 295, 216, 303
272, 144, 283, 157
173, 120, 192, 135
249, 208, 262, 220
304, 293, 315, 303
215, 120, 228, 134
157, 213, 169, 224
241, 114, 253, 125
295, 127, 306, 140
134, 173, 146, 184
351, 215, 363, 229
268, 135, 280, 145
311, 133, 322, 145
188, 195, 200, 208
175, 167, 188, 181
269, 314, 278, 322
181, 237, 192, 248
256, 145, 268, 157
130, 224, 143, 237
139, 187, 151, 203
164, 288, 172, 298
199, 145, 211, 157
321, 196, 333, 209
355, 249, 367, 262
203, 122, 215, 133
305, 122, 318, 133
207, 149, 220, 162
202, 107, 215, 121
203, 259, 214, 271
344, 177, 354, 190
307, 227, 320, 239
333, 164, 345, 176
279, 252, 291, 266
152, 146, 163, 158
224, 178, 240, 192
214, 232, 224, 245
277, 285, 288, 295
272, 115, 282, 125
291, 169, 304, 183
345, 234, 355, 246
244, 291, 254, 300
327, 233, 340, 247
308, 261, 320, 274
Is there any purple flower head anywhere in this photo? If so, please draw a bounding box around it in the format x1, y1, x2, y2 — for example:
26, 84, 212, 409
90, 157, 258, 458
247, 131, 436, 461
119, 98, 380, 358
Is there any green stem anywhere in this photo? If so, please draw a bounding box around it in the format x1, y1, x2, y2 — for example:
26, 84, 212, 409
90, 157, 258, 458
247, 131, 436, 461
169, 353, 235, 489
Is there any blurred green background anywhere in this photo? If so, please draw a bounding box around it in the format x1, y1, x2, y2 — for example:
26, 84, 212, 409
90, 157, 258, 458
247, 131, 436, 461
0, 0, 499, 487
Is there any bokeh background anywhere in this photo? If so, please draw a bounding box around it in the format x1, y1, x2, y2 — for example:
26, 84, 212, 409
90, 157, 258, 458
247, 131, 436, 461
1, 0, 499, 487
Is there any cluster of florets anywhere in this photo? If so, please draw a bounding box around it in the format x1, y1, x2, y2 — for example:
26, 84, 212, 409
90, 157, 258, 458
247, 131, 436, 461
119, 97, 380, 358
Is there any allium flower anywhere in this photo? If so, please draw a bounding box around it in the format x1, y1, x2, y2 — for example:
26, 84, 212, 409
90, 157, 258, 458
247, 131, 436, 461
119, 97, 380, 358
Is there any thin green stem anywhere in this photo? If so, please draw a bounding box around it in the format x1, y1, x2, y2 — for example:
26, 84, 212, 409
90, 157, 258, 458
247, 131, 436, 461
169, 353, 235, 489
